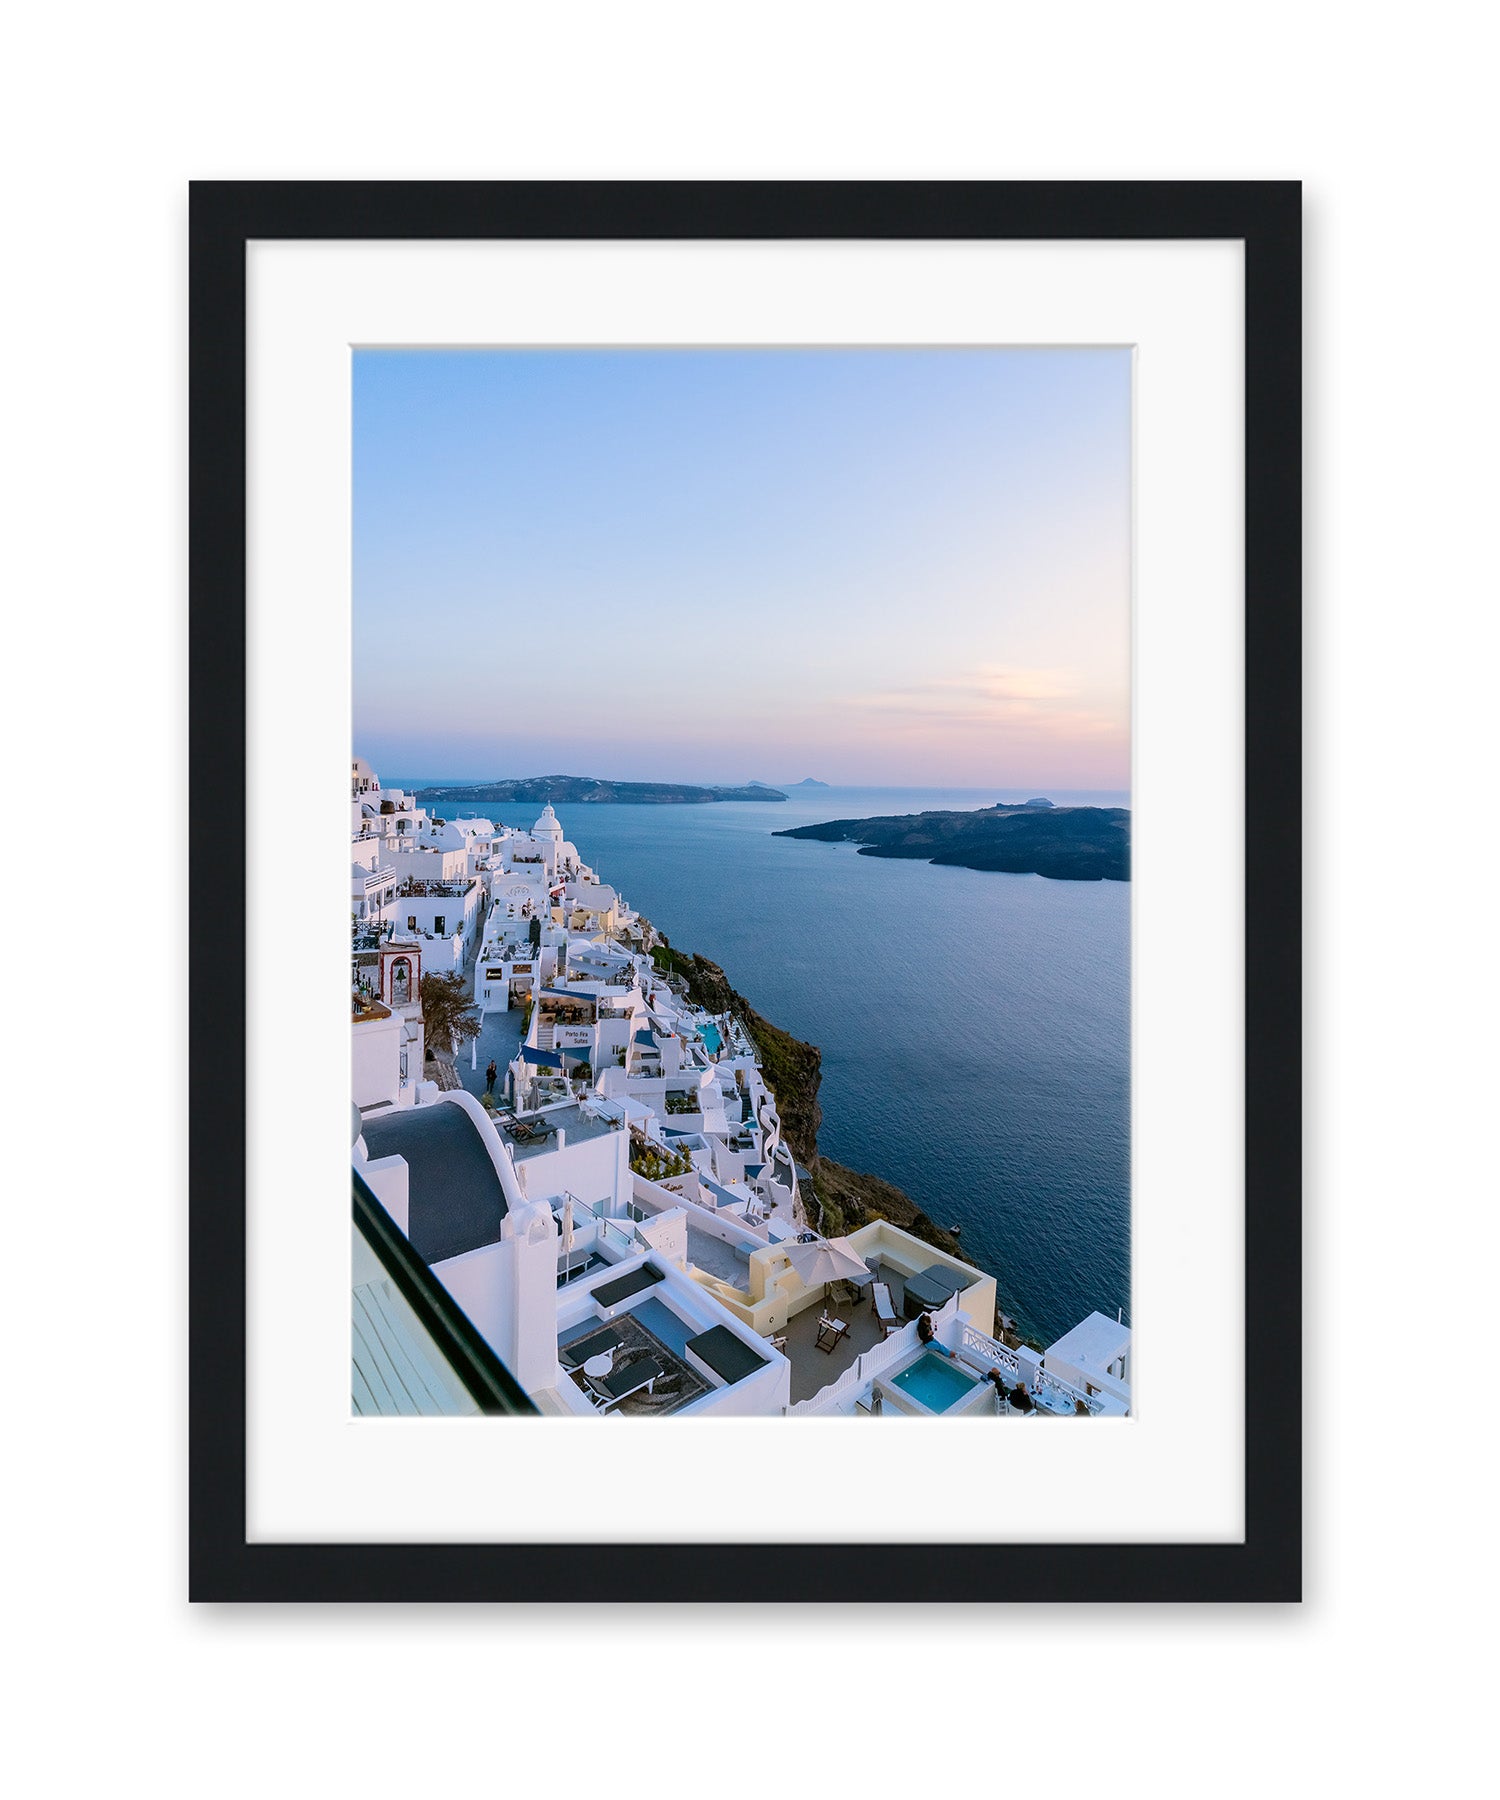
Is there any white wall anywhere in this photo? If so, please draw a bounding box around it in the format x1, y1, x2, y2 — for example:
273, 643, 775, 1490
350, 1012, 401, 1109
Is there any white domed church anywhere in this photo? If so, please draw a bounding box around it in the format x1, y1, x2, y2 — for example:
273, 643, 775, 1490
497, 801, 581, 881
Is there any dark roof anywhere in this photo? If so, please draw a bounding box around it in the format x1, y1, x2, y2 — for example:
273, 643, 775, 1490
592, 1263, 664, 1308
686, 1325, 767, 1386
360, 1104, 509, 1265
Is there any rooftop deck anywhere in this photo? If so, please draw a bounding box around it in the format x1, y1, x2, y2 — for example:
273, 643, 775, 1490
504, 1101, 619, 1163
782, 1290, 889, 1405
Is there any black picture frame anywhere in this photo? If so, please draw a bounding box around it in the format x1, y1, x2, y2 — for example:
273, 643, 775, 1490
190, 180, 1301, 1603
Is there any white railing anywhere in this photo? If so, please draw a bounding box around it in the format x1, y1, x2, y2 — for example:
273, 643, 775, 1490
1035, 1369, 1105, 1416
959, 1323, 1021, 1381
790, 1357, 867, 1416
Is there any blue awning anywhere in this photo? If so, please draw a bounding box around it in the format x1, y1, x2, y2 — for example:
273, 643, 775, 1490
633, 1029, 657, 1048
520, 1045, 563, 1068
558, 1045, 593, 1062
743, 1163, 765, 1177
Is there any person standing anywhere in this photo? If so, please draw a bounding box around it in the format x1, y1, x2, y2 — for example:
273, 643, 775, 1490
485, 1058, 498, 1095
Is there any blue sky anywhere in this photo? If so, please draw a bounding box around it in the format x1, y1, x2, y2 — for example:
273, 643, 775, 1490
353, 348, 1131, 786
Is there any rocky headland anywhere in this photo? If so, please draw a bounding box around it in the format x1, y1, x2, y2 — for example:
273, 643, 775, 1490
417, 775, 785, 807
775, 801, 1129, 882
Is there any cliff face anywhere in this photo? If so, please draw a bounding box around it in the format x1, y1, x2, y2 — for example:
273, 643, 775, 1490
649, 944, 821, 1162
648, 942, 961, 1258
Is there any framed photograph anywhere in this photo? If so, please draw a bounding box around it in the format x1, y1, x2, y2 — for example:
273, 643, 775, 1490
190, 180, 1300, 1602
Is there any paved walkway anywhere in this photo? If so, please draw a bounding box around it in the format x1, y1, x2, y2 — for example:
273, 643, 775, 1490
455, 1007, 528, 1105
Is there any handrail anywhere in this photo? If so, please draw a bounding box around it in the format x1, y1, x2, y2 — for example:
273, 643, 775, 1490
353, 1168, 537, 1415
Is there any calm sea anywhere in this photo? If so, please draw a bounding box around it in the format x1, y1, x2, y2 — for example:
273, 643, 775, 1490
401, 784, 1130, 1345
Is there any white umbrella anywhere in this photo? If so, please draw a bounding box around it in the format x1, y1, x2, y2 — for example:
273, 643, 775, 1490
559, 1194, 574, 1281
785, 1235, 869, 1300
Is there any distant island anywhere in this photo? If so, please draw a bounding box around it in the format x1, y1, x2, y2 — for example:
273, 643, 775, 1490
414, 774, 786, 806
775, 801, 1129, 882
791, 777, 830, 788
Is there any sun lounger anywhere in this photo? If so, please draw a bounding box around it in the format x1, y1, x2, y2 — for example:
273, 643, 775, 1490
583, 1356, 663, 1411
871, 1281, 900, 1336
560, 1326, 623, 1371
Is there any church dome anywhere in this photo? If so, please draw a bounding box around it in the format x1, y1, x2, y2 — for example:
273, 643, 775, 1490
533, 803, 564, 840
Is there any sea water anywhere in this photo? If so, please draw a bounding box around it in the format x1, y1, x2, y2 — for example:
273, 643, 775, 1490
406, 784, 1130, 1346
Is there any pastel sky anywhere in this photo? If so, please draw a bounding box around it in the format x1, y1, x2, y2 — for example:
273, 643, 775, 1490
353, 348, 1131, 787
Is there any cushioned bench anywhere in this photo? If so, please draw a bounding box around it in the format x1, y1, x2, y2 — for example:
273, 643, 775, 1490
591, 1263, 664, 1309
685, 1324, 767, 1387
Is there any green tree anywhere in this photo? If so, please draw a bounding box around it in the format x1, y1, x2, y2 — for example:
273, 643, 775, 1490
419, 970, 482, 1056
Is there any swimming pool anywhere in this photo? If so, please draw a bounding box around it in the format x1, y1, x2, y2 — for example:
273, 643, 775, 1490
699, 1022, 723, 1055
887, 1352, 982, 1414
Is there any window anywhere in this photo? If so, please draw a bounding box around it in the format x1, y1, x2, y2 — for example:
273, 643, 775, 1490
407, 915, 417, 930
434, 915, 446, 935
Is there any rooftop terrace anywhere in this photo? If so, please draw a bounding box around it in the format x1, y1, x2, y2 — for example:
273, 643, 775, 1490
782, 1289, 888, 1405
502, 1101, 619, 1164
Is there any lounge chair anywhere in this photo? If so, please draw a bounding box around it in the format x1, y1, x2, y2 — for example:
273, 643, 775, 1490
560, 1326, 622, 1372
871, 1281, 900, 1336
583, 1356, 663, 1411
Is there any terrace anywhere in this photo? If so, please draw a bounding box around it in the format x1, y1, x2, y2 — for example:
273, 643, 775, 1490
501, 1100, 619, 1163
397, 877, 470, 898
557, 1304, 712, 1416
554, 1258, 782, 1417
780, 1287, 889, 1404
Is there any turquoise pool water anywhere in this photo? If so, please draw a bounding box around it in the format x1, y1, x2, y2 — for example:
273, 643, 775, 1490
699, 1022, 723, 1055
889, 1352, 982, 1414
